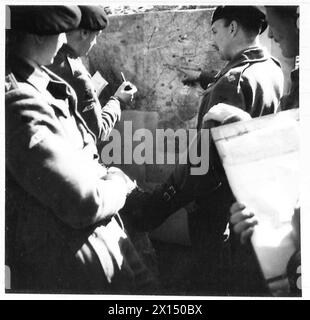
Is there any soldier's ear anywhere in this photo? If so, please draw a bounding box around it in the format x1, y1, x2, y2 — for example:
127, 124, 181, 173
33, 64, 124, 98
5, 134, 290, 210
230, 20, 238, 36
80, 29, 90, 40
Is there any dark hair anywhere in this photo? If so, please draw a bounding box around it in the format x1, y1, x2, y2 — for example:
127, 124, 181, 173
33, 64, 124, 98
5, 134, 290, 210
266, 6, 298, 20
212, 6, 267, 35
222, 16, 261, 36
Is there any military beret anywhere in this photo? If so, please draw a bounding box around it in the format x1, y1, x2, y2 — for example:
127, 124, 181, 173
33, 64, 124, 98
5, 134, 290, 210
9, 5, 81, 35
79, 6, 108, 31
211, 6, 268, 34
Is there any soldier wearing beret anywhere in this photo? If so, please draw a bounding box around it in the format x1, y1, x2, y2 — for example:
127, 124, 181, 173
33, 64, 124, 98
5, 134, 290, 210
5, 5, 156, 293
122, 6, 284, 295
48, 5, 137, 141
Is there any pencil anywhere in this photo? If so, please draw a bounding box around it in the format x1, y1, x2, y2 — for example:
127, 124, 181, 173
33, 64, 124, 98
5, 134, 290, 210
121, 72, 126, 82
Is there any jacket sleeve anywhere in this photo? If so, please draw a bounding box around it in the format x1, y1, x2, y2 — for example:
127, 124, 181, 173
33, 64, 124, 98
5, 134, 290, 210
73, 70, 121, 140
121, 157, 221, 232
198, 70, 217, 90
207, 73, 247, 112
5, 85, 128, 229
99, 98, 121, 141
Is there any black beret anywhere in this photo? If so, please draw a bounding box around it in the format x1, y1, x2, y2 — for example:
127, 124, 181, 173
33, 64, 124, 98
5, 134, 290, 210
211, 6, 268, 34
9, 5, 81, 35
79, 6, 108, 31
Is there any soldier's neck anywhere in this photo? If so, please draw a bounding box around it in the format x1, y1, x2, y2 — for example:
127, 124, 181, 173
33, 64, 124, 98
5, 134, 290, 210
229, 38, 260, 61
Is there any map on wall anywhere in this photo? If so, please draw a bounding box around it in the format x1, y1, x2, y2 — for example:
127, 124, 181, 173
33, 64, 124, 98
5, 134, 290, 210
90, 9, 223, 129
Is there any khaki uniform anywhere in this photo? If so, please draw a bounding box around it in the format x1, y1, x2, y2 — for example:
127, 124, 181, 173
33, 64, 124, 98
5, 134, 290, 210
48, 44, 121, 140
189, 46, 284, 293
5, 54, 156, 293
197, 46, 283, 127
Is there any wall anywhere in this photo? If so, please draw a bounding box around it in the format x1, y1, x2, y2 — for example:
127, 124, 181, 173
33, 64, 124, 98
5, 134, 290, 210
88, 8, 295, 244
90, 9, 224, 186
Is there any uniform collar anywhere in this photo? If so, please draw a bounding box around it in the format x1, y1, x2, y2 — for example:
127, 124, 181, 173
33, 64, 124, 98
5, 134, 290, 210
8, 53, 98, 144
9, 54, 72, 101
42, 66, 75, 100
25, 60, 51, 93
233, 46, 268, 63
51, 44, 79, 69
9, 54, 50, 92
60, 44, 79, 59
217, 46, 270, 79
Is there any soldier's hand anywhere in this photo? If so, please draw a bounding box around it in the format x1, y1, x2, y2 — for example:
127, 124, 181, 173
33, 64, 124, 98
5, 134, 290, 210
230, 202, 258, 244
179, 69, 201, 86
203, 103, 252, 125
114, 81, 137, 104
106, 167, 137, 195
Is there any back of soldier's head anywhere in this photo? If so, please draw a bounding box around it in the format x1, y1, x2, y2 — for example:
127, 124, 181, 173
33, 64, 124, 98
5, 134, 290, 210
78, 6, 108, 31
65, 6, 109, 57
7, 5, 81, 46
7, 6, 81, 65
9, 5, 81, 36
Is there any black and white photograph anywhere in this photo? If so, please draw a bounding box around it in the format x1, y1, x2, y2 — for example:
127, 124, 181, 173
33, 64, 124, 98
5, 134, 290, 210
2, 0, 309, 301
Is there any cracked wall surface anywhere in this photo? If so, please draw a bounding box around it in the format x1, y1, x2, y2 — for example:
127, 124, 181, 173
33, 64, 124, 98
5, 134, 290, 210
90, 9, 225, 185
90, 9, 224, 130
88, 8, 294, 244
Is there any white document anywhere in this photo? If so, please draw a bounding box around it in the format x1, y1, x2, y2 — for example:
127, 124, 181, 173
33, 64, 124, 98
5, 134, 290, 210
92, 71, 108, 96
211, 109, 300, 295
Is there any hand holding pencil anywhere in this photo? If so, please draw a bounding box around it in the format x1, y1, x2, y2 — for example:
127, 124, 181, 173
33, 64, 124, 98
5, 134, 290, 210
114, 72, 137, 105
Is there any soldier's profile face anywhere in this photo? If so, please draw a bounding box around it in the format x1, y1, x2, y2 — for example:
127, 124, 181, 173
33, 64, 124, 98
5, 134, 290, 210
211, 19, 231, 60
81, 30, 101, 56
266, 8, 299, 58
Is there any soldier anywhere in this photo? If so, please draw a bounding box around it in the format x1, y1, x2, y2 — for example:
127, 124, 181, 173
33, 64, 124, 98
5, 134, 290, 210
48, 5, 137, 141
5, 5, 156, 293
266, 6, 299, 111
122, 6, 284, 295
229, 6, 300, 296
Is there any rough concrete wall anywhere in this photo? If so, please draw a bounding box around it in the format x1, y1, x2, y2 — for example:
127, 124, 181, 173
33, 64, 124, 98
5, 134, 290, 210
90, 9, 223, 120
90, 8, 225, 186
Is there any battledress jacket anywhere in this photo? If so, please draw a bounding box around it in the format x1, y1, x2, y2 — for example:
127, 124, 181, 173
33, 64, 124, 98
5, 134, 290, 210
48, 44, 121, 140
5, 54, 155, 293
191, 46, 284, 238
125, 46, 284, 230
